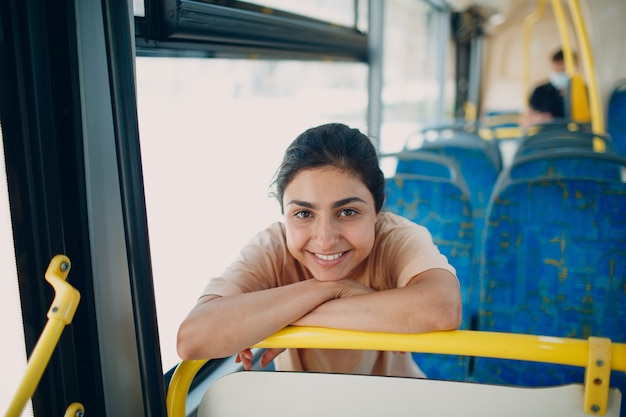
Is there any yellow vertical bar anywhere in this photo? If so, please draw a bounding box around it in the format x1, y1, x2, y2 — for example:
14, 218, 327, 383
551, 0, 576, 75
522, 0, 547, 105
464, 102, 477, 123
567, 0, 605, 138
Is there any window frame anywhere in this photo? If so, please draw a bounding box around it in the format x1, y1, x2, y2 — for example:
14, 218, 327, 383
135, 0, 368, 61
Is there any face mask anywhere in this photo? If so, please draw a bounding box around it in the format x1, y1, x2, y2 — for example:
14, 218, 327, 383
549, 71, 570, 90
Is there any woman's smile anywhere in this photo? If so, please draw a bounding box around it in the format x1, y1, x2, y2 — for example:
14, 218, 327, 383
313, 251, 346, 262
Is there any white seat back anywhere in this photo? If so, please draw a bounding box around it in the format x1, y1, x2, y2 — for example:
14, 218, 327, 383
198, 371, 622, 417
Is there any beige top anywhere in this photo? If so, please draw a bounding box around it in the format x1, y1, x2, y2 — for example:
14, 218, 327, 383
202, 211, 457, 378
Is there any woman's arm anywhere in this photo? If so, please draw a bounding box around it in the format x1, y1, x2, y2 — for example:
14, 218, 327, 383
178, 267, 460, 361
292, 268, 462, 333
253, 269, 461, 370
177, 278, 349, 361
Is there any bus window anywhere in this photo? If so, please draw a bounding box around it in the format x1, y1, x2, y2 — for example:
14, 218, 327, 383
380, 0, 454, 154
136, 57, 368, 370
0, 128, 31, 416
138, 0, 452, 372
133, 0, 144, 17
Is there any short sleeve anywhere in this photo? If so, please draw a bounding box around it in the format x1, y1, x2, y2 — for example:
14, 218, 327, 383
201, 223, 301, 298
371, 212, 457, 288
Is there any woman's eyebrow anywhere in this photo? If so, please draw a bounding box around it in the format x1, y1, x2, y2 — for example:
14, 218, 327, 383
332, 197, 367, 208
285, 197, 367, 210
286, 200, 316, 209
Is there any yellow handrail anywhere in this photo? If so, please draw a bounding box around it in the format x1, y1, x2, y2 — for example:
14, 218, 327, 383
551, 0, 576, 76
255, 327, 624, 370
63, 402, 85, 417
553, 0, 593, 128
522, 0, 546, 105
166, 327, 626, 417
5, 255, 83, 417
167, 360, 208, 417
523, 1, 596, 142
567, 0, 604, 140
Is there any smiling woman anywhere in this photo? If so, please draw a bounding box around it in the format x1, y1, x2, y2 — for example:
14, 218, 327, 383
176, 123, 462, 378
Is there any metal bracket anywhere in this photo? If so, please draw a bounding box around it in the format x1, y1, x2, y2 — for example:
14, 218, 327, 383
584, 336, 612, 415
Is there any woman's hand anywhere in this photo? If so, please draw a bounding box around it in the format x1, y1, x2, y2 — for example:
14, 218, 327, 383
234, 348, 254, 370
235, 347, 286, 370
333, 278, 377, 298
234, 279, 376, 369
259, 348, 285, 368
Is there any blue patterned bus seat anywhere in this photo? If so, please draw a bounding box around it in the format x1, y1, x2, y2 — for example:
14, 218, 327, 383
474, 176, 626, 412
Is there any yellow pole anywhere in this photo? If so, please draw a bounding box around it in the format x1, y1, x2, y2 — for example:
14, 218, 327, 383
551, 0, 576, 75
5, 255, 81, 417
567, 0, 604, 137
522, 0, 547, 105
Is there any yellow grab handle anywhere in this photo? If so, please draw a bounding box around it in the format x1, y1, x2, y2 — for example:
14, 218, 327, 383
5, 255, 81, 417
63, 402, 85, 417
166, 360, 207, 417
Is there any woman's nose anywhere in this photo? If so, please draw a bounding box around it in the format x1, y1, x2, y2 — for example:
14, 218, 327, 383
313, 216, 339, 248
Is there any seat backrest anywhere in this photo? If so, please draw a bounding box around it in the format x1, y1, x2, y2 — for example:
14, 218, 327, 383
384, 174, 474, 321
514, 129, 613, 160
474, 175, 626, 407
418, 139, 501, 214
413, 137, 502, 304
522, 120, 591, 137
507, 149, 626, 182
197, 371, 622, 417
384, 173, 474, 381
386, 150, 460, 181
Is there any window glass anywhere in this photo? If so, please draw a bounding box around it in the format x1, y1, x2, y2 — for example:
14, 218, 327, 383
136, 58, 367, 370
0, 128, 32, 416
133, 0, 144, 17
379, 0, 453, 154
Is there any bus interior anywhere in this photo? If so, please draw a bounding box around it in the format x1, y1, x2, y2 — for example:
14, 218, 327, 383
1, 0, 625, 416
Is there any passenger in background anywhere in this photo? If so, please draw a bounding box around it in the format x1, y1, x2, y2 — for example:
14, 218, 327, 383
522, 49, 571, 127
177, 123, 462, 378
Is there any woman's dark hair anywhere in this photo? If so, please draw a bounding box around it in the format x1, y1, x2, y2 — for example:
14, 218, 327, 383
271, 123, 385, 213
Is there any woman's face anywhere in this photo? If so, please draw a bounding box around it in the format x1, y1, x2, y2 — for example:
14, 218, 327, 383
282, 166, 379, 282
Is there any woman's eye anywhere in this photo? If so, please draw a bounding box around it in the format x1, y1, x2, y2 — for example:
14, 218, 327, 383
294, 210, 312, 219
339, 208, 357, 217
